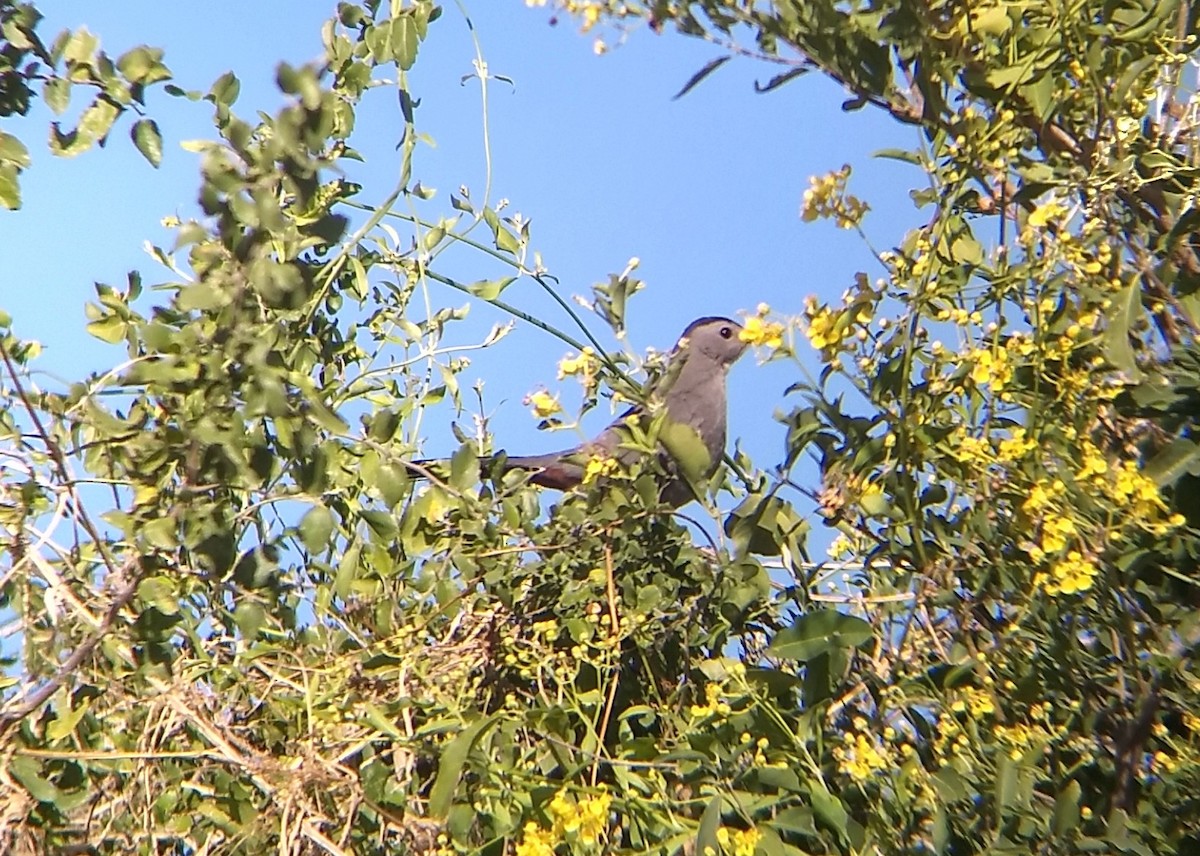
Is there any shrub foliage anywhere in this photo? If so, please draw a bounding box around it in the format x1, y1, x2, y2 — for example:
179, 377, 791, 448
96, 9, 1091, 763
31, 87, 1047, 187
2, 1, 1199, 854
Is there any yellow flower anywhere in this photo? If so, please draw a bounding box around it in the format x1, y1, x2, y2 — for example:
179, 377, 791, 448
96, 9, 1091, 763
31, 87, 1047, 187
801, 164, 868, 228
527, 389, 562, 418
997, 427, 1035, 462
804, 306, 844, 353
1040, 513, 1077, 554
970, 348, 1012, 390
1077, 443, 1109, 480
582, 455, 619, 485
739, 315, 785, 349
1048, 549, 1097, 595
557, 347, 601, 392
1022, 480, 1064, 515
1028, 200, 1067, 229
1151, 750, 1178, 774
515, 821, 557, 856
836, 732, 890, 781
952, 687, 996, 717
544, 790, 612, 845
579, 2, 603, 31
575, 792, 612, 844
717, 827, 762, 856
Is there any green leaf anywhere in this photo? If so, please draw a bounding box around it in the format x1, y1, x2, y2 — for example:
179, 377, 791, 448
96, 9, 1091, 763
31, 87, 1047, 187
137, 576, 180, 615
62, 28, 99, 64
335, 540, 361, 601
209, 71, 240, 106
361, 509, 397, 540
695, 794, 723, 856
950, 232, 983, 266
659, 421, 711, 489
0, 163, 20, 210
494, 223, 521, 254
768, 610, 874, 661
1052, 780, 1081, 836
872, 147, 921, 164
85, 315, 127, 344
46, 696, 92, 741
769, 807, 816, 837
429, 716, 499, 819
43, 78, 71, 115
116, 45, 172, 85
807, 782, 849, 840
0, 132, 31, 169
234, 601, 266, 639
1143, 438, 1200, 486
725, 492, 809, 557
131, 118, 162, 167
754, 66, 810, 93
142, 516, 177, 549
10, 756, 60, 803
673, 55, 731, 100
299, 504, 335, 552
971, 6, 1012, 34
995, 753, 1016, 815
1021, 72, 1056, 120
467, 277, 516, 301
392, 14, 419, 70
932, 766, 968, 801
1102, 279, 1145, 382
365, 20, 394, 63
78, 96, 120, 144
376, 464, 410, 509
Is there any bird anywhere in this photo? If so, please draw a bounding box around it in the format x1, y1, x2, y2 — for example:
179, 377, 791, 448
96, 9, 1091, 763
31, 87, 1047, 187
494, 316, 748, 506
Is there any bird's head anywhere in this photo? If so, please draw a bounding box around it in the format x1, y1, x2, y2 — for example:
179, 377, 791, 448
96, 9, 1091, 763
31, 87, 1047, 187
674, 316, 748, 368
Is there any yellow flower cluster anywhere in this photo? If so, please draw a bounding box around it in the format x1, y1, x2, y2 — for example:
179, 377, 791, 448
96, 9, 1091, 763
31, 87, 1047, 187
949, 430, 993, 467
801, 164, 869, 229
1150, 750, 1178, 775
690, 681, 732, 720
996, 426, 1035, 462
1017, 438, 1186, 596
582, 455, 619, 485
805, 305, 844, 353
550, 790, 612, 843
834, 730, 892, 781
739, 304, 786, 351
1076, 441, 1109, 480
1027, 200, 1068, 230
558, 347, 601, 390
934, 306, 983, 326
1043, 549, 1098, 595
515, 822, 557, 856
993, 720, 1055, 760
716, 826, 762, 856
950, 687, 996, 718
527, 389, 562, 418
968, 347, 1013, 392
882, 233, 933, 281
1110, 460, 1179, 532
516, 789, 613, 855
802, 287, 874, 360
1021, 212, 1116, 287
1038, 513, 1077, 554
1022, 479, 1066, 515
525, 0, 609, 31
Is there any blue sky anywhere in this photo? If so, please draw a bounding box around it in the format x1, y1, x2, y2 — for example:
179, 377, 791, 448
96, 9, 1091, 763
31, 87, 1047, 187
4, 2, 921, 519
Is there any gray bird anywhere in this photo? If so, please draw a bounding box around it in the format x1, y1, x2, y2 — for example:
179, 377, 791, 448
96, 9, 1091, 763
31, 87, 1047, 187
496, 316, 748, 506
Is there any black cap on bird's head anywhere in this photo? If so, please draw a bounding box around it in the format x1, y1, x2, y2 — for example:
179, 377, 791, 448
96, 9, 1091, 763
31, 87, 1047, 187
673, 316, 747, 367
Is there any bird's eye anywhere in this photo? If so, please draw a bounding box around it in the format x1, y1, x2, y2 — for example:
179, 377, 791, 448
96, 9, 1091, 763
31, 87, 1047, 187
719, 326, 733, 339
